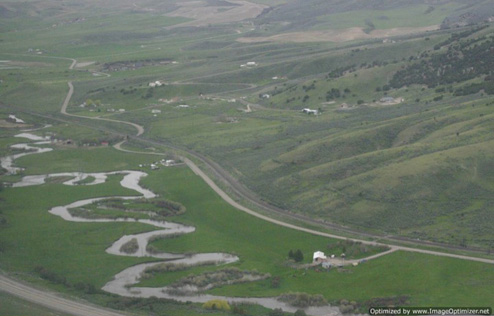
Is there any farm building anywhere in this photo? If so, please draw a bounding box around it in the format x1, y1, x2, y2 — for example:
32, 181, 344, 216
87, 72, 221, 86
313, 251, 327, 263
8, 115, 25, 124
380, 97, 395, 103
302, 108, 319, 115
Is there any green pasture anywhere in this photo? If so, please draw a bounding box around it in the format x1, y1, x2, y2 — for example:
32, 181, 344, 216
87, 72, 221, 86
12, 146, 158, 175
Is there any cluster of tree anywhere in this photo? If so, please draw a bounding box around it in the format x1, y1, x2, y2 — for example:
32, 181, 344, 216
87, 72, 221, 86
142, 88, 153, 99
339, 299, 359, 314
326, 65, 356, 79
278, 292, 328, 308
363, 19, 375, 34
288, 249, 304, 262
389, 34, 494, 91
453, 80, 494, 96
120, 87, 137, 95
325, 88, 341, 101
105, 296, 176, 313
302, 81, 316, 93
434, 25, 488, 50
152, 199, 186, 216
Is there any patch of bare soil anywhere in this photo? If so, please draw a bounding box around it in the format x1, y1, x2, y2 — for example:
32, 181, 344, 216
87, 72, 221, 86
75, 61, 95, 68
237, 25, 439, 43
165, 0, 268, 28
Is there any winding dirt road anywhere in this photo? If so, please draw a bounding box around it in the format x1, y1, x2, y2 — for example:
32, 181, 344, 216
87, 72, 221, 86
61, 81, 144, 136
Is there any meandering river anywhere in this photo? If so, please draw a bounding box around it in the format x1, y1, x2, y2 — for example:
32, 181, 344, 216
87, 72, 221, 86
3, 133, 341, 316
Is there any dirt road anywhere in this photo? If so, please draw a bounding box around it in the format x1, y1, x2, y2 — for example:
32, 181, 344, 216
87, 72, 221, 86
61, 81, 144, 136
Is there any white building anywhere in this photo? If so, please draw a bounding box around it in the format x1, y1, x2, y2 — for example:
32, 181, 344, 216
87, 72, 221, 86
313, 251, 327, 262
149, 81, 164, 87
302, 108, 319, 115
8, 115, 25, 124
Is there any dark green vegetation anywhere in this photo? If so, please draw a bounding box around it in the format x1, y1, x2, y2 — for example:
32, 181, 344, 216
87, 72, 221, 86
2, 0, 494, 314
70, 197, 186, 220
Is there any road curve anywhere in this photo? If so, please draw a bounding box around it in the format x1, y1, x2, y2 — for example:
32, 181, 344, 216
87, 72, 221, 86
61, 82, 144, 136
0, 275, 128, 316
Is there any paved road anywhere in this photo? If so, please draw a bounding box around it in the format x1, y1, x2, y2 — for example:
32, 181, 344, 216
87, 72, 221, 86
0, 275, 128, 316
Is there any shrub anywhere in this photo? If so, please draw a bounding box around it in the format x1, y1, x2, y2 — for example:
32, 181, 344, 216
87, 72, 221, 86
120, 238, 139, 254
278, 292, 328, 308
34, 266, 68, 286
295, 309, 307, 316
269, 308, 285, 316
203, 299, 230, 311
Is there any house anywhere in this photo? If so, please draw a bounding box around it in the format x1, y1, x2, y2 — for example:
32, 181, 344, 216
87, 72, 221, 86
302, 108, 319, 115
151, 109, 161, 114
313, 251, 327, 263
161, 159, 176, 167
149, 81, 164, 87
246, 61, 257, 66
380, 97, 395, 103
8, 115, 25, 124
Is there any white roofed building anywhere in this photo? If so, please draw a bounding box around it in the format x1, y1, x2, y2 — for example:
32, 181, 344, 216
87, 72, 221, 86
313, 251, 327, 263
